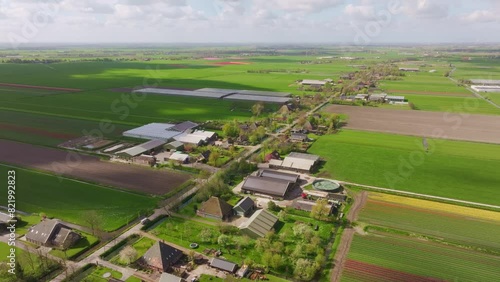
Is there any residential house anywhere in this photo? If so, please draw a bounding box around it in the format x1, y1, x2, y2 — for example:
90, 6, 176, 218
233, 197, 256, 217
290, 133, 308, 142
141, 241, 184, 272
196, 197, 234, 221
159, 272, 186, 282
26, 219, 81, 249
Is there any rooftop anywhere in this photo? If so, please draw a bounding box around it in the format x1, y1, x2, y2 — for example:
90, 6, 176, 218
210, 257, 238, 273
198, 197, 233, 218
118, 139, 166, 157
242, 176, 291, 197
239, 209, 279, 237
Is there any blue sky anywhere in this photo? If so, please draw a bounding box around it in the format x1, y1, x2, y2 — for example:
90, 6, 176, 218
0, 0, 499, 45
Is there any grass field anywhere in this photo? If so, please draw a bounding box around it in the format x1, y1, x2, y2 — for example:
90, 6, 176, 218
50, 232, 100, 260
0, 165, 158, 231
308, 130, 500, 205
402, 94, 499, 115
78, 266, 122, 282
379, 71, 470, 95
359, 193, 500, 252
342, 233, 500, 282
0, 242, 59, 281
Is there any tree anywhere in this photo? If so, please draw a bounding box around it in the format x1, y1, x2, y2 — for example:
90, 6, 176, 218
222, 121, 240, 138
267, 201, 280, 212
262, 251, 273, 266
252, 102, 265, 116
217, 234, 230, 248
270, 254, 284, 270
83, 210, 103, 237
293, 258, 319, 281
200, 228, 213, 243
119, 246, 137, 265
208, 150, 220, 167
277, 210, 288, 221
310, 198, 331, 221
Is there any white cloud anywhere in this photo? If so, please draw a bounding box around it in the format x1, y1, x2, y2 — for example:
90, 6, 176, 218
401, 0, 450, 20
344, 4, 376, 20
255, 0, 344, 14
461, 10, 499, 23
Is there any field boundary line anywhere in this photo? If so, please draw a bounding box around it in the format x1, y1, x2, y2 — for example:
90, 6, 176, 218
341, 181, 500, 211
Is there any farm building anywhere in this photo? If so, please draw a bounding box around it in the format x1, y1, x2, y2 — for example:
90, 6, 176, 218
386, 95, 406, 103
159, 272, 185, 282
300, 79, 328, 87
292, 200, 334, 214
169, 152, 189, 164
368, 93, 387, 102
174, 130, 217, 146
241, 170, 298, 200
26, 219, 81, 249
269, 152, 320, 173
122, 121, 199, 141
399, 67, 420, 72
132, 155, 156, 166
469, 79, 500, 86
233, 196, 256, 217
140, 241, 184, 272
117, 139, 166, 157
290, 132, 308, 142
354, 94, 368, 100
210, 258, 238, 273
165, 141, 184, 151
471, 85, 500, 93
196, 197, 234, 221
238, 209, 279, 238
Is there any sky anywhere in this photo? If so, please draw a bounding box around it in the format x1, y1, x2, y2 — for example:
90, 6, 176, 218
0, 0, 499, 45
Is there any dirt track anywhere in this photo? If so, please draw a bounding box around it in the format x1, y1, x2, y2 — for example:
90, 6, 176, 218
330, 191, 368, 282
0, 140, 191, 195
326, 105, 500, 144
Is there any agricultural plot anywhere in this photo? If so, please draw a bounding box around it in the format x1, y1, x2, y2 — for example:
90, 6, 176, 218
308, 130, 500, 205
359, 193, 500, 252
401, 94, 500, 115
342, 233, 500, 282
0, 110, 133, 146
324, 105, 500, 144
0, 139, 191, 195
0, 165, 158, 231
379, 71, 471, 96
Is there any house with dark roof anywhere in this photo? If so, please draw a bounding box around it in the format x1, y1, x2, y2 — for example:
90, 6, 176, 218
171, 121, 199, 132
210, 258, 238, 273
196, 197, 234, 221
290, 133, 308, 142
233, 197, 255, 217
140, 241, 184, 272
25, 219, 81, 249
238, 209, 279, 238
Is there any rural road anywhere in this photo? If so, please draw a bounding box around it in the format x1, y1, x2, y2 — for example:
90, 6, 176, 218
330, 191, 368, 282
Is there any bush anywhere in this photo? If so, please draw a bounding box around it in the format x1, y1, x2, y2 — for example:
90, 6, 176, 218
100, 234, 139, 260
140, 215, 168, 231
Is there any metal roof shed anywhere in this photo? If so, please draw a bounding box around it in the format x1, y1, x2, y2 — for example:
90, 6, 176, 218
238, 209, 279, 238
210, 258, 238, 273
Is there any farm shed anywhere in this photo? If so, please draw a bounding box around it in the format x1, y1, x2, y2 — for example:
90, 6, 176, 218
26, 219, 81, 249
469, 79, 500, 86
159, 272, 185, 282
170, 121, 199, 132
175, 130, 216, 145
291, 133, 308, 142
386, 95, 405, 103
238, 209, 279, 238
141, 241, 184, 272
300, 79, 328, 87
133, 88, 228, 98
118, 139, 166, 157
355, 94, 368, 100
165, 141, 184, 151
223, 94, 291, 104
123, 123, 182, 140
399, 67, 420, 72
197, 197, 234, 221
471, 85, 500, 93
210, 258, 238, 273
233, 196, 256, 217
257, 169, 300, 183
293, 200, 334, 214
241, 176, 294, 200
270, 152, 320, 173
169, 152, 189, 163
368, 93, 387, 102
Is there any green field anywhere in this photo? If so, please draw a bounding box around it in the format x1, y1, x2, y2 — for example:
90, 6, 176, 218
0, 165, 158, 231
379, 70, 470, 95
342, 233, 500, 282
308, 130, 500, 205
359, 193, 500, 252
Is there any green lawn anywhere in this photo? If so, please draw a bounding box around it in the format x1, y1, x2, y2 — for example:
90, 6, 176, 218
403, 94, 499, 115
308, 130, 500, 205
79, 266, 122, 282
109, 237, 155, 266
0, 165, 158, 231
342, 233, 500, 282
379, 70, 470, 95
49, 232, 100, 260
0, 242, 60, 281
